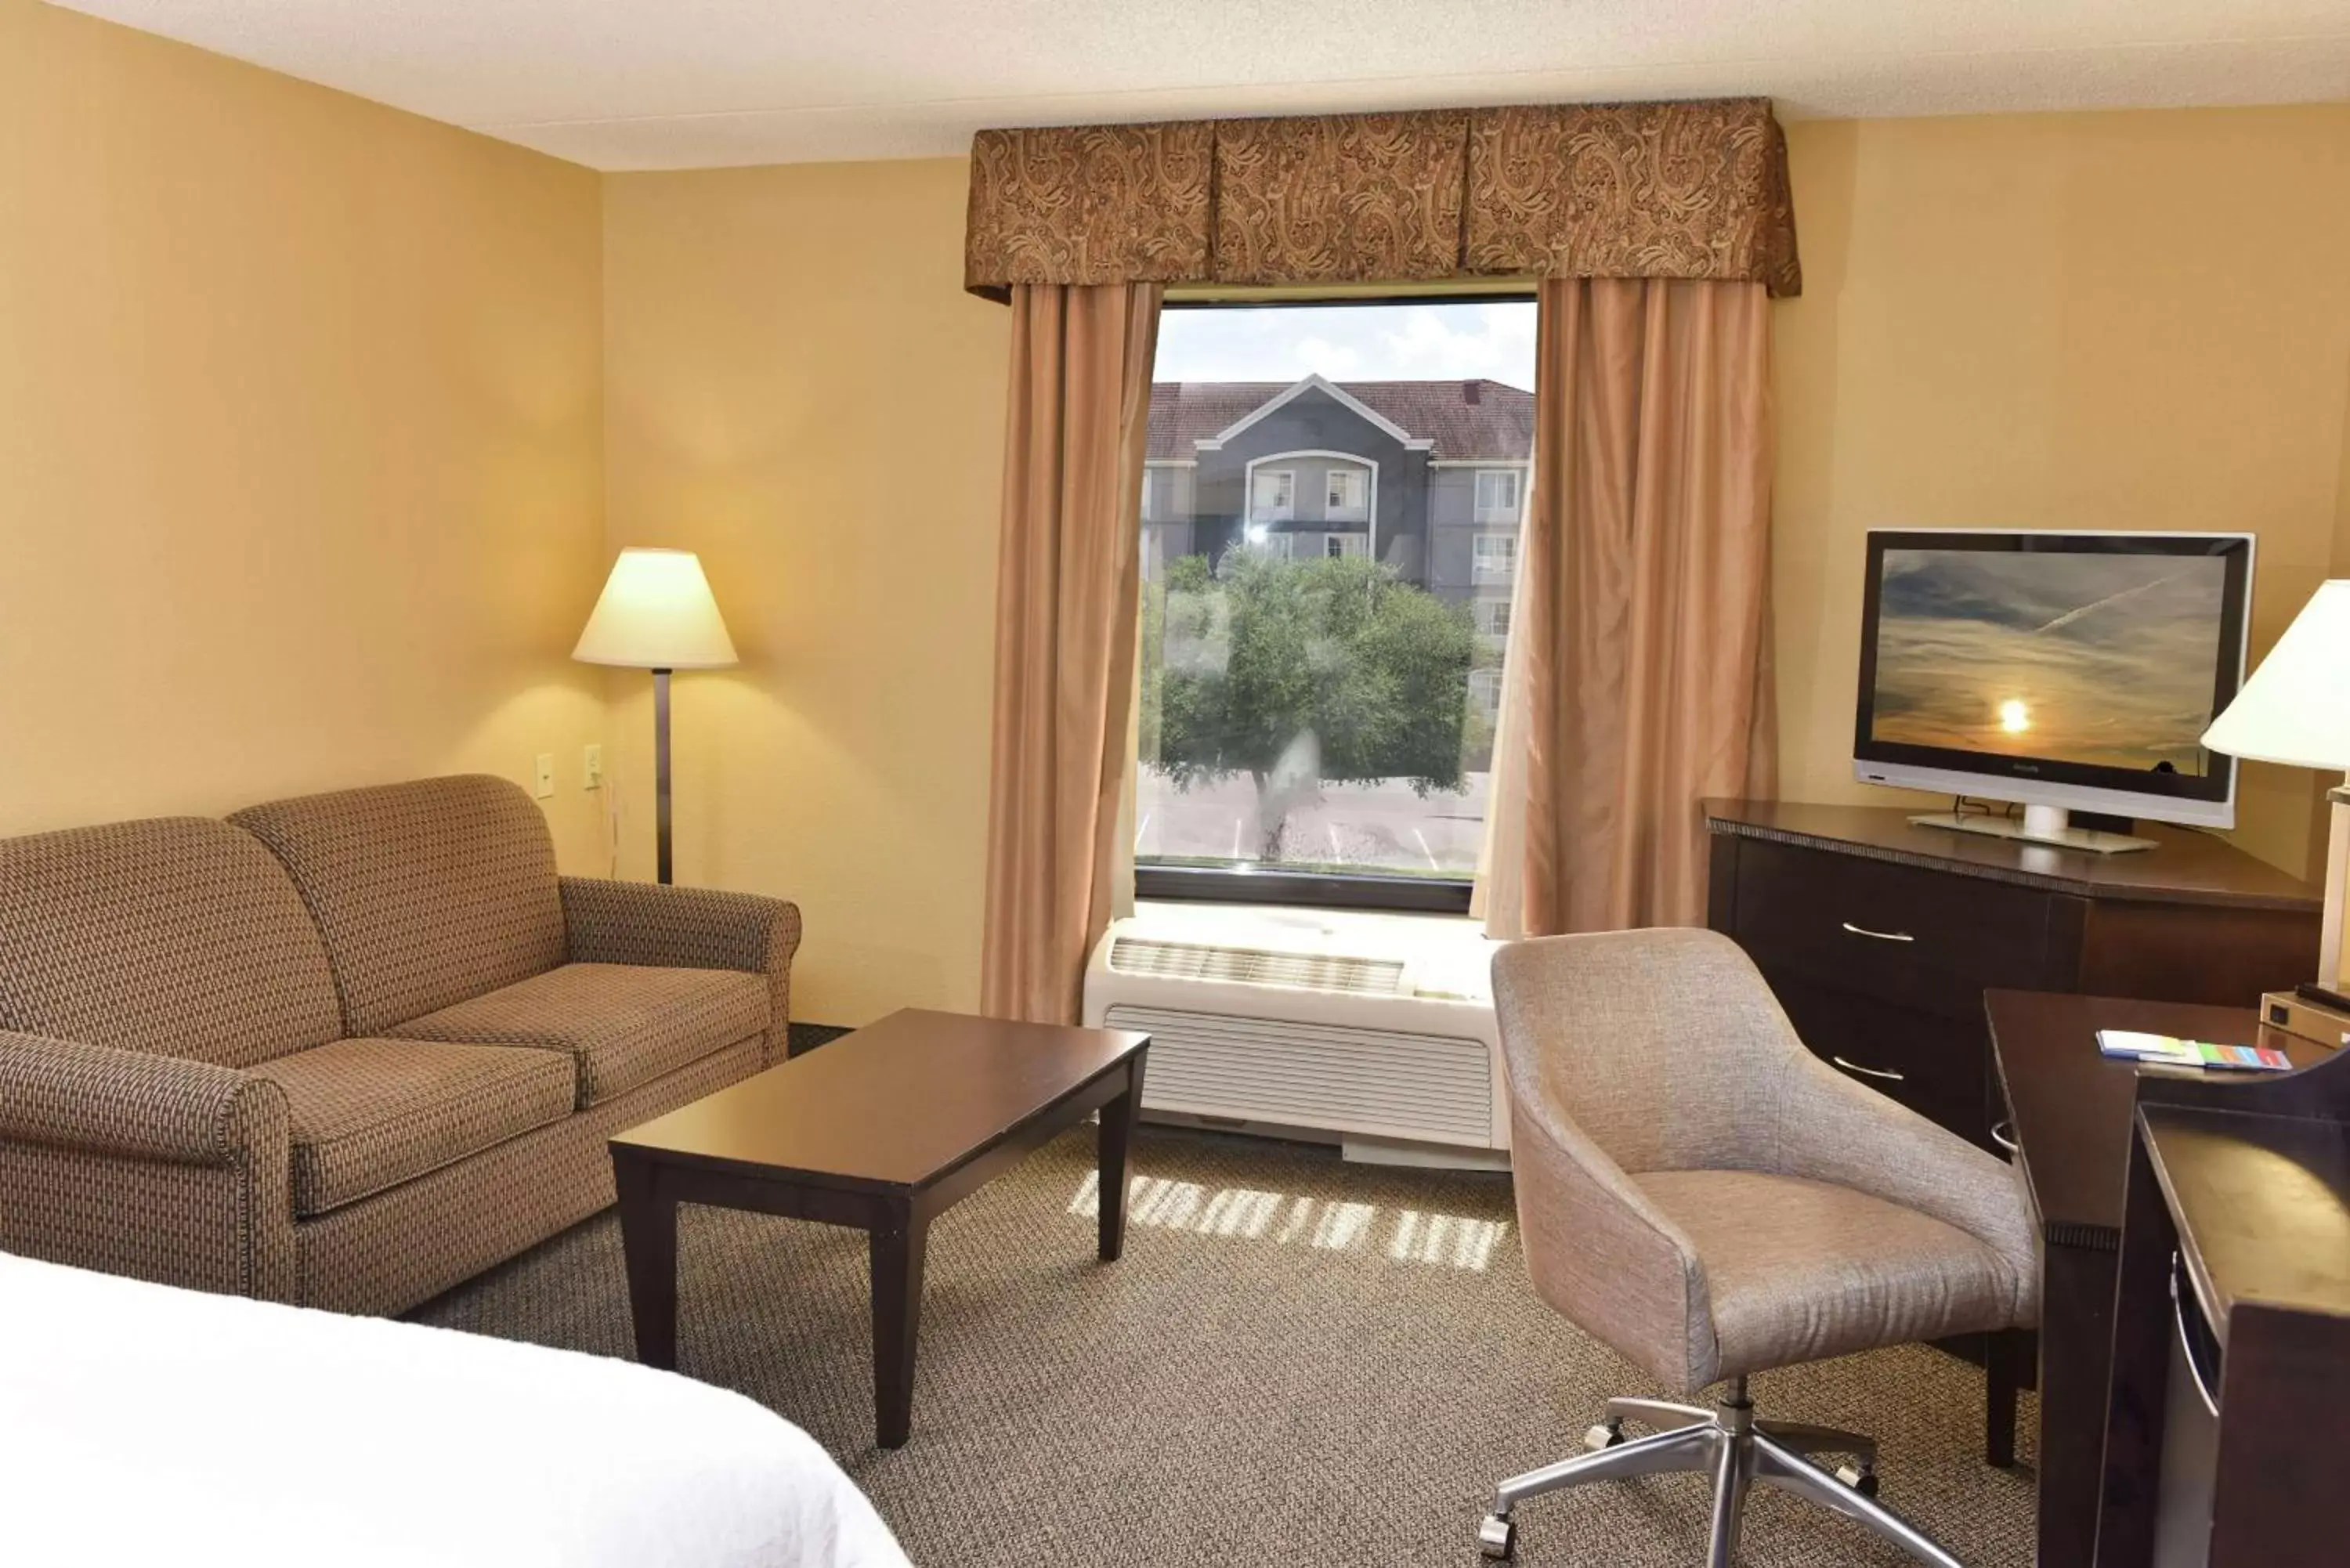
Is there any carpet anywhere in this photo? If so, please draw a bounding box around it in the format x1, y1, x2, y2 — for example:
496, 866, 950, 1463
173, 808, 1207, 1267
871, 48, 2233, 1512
412, 1125, 2036, 1566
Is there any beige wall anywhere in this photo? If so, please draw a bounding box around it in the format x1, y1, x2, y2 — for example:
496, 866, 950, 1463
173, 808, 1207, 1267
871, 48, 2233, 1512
0, 0, 611, 865
602, 160, 1008, 1024
1776, 107, 2350, 880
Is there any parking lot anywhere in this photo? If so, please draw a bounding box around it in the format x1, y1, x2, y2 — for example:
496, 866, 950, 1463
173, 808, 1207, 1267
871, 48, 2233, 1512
1135, 771, 1491, 876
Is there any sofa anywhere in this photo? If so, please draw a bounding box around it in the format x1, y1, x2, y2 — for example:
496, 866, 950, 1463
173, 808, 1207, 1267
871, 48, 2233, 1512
0, 774, 797, 1316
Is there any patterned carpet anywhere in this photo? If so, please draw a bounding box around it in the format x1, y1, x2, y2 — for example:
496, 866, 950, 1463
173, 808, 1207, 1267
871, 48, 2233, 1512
411, 1125, 2036, 1567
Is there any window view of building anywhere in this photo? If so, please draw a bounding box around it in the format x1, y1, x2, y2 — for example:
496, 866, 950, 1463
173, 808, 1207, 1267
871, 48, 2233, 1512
1135, 299, 1535, 898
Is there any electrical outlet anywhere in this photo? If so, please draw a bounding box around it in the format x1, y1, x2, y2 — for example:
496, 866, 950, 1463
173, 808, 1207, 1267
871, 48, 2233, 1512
533, 753, 555, 800
583, 743, 603, 790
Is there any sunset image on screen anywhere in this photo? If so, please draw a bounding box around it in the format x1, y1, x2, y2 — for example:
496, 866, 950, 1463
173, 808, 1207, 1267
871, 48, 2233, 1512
1869, 549, 2228, 774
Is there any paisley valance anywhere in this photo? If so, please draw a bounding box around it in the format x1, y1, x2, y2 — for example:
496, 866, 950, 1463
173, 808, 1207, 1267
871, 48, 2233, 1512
965, 97, 1800, 301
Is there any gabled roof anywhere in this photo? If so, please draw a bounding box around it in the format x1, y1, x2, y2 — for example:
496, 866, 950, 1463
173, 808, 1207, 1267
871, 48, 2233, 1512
1147, 377, 1534, 463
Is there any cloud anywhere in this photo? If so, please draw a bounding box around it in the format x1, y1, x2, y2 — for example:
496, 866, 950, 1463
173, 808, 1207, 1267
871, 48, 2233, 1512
1155, 300, 1535, 387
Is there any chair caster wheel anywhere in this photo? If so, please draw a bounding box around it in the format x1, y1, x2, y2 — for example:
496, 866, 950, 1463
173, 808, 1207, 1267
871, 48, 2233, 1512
1835, 1463, 1879, 1498
1585, 1418, 1625, 1451
1477, 1512, 1517, 1560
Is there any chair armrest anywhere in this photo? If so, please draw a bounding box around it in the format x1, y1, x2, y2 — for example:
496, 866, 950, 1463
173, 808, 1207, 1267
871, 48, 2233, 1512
1507, 1083, 1719, 1393
0, 1029, 285, 1165
559, 878, 802, 1064
1768, 1050, 2041, 1321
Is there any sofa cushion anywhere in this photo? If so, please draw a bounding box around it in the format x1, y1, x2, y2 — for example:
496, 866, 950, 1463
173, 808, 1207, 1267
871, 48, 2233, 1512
389, 963, 769, 1107
229, 776, 567, 1038
0, 818, 342, 1068
251, 1037, 576, 1216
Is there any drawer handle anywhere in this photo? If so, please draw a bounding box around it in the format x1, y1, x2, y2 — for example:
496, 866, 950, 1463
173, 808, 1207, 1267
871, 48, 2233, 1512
1832, 1055, 1906, 1083
1839, 921, 1915, 943
2171, 1252, 2222, 1420
1990, 1119, 2019, 1155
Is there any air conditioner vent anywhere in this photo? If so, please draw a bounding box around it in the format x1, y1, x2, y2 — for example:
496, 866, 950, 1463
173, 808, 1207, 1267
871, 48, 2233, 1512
1108, 937, 1405, 996
1104, 1005, 1491, 1146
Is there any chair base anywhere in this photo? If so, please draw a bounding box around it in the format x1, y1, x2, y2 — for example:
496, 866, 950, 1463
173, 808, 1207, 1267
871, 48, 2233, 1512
1478, 1380, 1961, 1568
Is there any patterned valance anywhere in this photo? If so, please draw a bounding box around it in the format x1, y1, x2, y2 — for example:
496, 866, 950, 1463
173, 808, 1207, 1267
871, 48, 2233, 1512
966, 97, 1800, 302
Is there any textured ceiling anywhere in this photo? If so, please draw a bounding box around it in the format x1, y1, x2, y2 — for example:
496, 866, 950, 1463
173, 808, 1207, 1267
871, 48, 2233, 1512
45, 0, 2350, 171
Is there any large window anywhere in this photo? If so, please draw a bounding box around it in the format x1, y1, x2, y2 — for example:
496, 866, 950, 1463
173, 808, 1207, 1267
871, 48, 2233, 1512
1134, 298, 1536, 909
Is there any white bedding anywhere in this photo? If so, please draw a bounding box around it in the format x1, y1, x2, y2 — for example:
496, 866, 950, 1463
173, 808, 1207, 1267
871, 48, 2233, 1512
0, 1252, 910, 1568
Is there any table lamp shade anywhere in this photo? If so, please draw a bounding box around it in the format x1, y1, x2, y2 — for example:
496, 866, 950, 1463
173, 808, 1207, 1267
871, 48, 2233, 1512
573, 548, 737, 670
2200, 580, 2350, 771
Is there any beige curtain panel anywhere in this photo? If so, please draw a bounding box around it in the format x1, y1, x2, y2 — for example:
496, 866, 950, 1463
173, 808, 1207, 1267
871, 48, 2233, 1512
966, 98, 1800, 299
979, 282, 1163, 1025
1514, 276, 1778, 935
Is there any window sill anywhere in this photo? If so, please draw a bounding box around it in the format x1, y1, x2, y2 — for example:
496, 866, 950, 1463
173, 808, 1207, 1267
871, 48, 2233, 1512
1135, 863, 1472, 914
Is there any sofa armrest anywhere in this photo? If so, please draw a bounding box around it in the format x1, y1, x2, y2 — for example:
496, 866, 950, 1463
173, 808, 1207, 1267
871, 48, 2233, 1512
559, 877, 801, 1063
0, 1029, 285, 1165
0, 1029, 297, 1300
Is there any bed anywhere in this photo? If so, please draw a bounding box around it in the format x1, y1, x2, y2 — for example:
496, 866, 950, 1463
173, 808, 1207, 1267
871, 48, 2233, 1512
0, 1250, 910, 1568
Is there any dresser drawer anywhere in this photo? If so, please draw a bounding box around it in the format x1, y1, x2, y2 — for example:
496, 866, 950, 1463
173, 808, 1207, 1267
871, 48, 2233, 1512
1730, 840, 2058, 1021
1766, 973, 1994, 1148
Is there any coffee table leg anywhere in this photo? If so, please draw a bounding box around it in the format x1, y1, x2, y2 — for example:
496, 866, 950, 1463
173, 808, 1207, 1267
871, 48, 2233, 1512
613, 1153, 679, 1371
870, 1206, 929, 1450
1097, 1054, 1145, 1262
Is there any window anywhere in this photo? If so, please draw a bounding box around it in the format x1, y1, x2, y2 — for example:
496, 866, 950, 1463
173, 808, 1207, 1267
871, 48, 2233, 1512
1325, 468, 1368, 518
1474, 468, 1521, 522
1251, 468, 1295, 521
1469, 667, 1504, 717
1134, 297, 1536, 910
1237, 525, 1293, 559
1473, 531, 1517, 580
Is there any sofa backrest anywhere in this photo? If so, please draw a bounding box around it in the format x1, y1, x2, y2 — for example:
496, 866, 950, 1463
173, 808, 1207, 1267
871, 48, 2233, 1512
229, 775, 566, 1037
0, 818, 344, 1068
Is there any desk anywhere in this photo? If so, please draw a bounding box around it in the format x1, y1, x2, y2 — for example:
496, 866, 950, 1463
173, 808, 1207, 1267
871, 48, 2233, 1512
1983, 992, 2331, 1568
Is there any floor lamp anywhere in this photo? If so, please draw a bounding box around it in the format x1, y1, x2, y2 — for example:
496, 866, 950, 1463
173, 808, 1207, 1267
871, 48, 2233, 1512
573, 547, 738, 884
2200, 578, 2350, 1042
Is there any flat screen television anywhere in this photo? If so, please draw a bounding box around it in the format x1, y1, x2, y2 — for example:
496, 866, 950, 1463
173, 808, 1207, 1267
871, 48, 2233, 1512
1853, 529, 2254, 838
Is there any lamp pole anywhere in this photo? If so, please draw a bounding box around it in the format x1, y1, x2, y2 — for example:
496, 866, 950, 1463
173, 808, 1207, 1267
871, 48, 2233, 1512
653, 667, 674, 885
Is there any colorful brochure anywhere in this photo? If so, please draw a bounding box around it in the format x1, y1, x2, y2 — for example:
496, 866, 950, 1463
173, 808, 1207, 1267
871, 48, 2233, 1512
2095, 1030, 2293, 1072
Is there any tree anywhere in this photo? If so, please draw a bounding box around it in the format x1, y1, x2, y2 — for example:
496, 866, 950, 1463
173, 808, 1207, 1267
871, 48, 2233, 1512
1143, 547, 1477, 862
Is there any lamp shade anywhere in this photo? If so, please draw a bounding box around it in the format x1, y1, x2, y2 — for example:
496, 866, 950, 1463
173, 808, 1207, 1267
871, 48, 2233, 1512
573, 547, 737, 670
2201, 579, 2350, 771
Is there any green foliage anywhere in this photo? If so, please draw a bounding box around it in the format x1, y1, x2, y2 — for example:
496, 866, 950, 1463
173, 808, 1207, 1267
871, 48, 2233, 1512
1146, 547, 1477, 797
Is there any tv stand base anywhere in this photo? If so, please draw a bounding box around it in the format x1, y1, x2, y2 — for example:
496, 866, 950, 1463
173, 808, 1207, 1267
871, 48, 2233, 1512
1908, 806, 2155, 855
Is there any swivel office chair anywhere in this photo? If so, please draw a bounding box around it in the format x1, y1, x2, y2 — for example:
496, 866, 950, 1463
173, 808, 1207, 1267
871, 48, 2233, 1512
1481, 929, 2037, 1566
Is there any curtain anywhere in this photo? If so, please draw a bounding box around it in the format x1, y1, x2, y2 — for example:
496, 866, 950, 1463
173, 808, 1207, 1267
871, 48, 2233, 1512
979, 282, 1163, 1024
1512, 276, 1777, 935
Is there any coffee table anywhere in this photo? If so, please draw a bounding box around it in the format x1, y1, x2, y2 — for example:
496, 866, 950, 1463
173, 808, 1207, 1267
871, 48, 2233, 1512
608, 1007, 1150, 1448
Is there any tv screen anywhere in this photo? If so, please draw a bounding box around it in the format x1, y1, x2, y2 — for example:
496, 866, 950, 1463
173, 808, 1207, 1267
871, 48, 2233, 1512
1853, 531, 2253, 826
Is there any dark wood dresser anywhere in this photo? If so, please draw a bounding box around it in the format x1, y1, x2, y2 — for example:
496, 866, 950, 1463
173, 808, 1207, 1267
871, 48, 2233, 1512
1705, 800, 2323, 1151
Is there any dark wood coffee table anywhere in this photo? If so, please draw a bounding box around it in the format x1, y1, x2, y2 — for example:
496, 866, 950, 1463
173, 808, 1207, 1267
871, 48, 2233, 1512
608, 1008, 1150, 1448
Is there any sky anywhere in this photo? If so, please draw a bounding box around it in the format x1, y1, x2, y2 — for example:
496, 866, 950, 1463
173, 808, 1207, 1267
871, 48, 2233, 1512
1154, 300, 1536, 388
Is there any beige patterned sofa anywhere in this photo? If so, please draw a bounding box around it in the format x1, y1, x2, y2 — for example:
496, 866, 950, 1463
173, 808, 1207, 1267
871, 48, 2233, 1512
0, 775, 797, 1315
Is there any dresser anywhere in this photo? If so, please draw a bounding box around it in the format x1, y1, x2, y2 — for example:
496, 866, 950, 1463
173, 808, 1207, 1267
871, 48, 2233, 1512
1704, 800, 2323, 1151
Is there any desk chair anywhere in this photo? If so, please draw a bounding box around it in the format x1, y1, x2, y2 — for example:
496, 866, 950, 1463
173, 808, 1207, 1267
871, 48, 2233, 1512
1480, 930, 2037, 1566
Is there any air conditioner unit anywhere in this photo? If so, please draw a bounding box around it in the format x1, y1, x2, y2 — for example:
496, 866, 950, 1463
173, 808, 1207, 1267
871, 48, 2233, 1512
1081, 902, 1509, 1166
